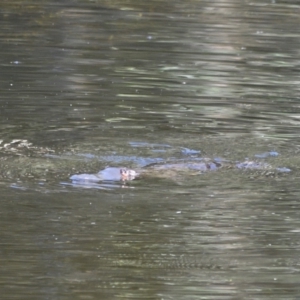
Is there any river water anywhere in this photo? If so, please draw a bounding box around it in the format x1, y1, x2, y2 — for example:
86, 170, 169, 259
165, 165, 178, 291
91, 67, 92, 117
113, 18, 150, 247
1, 1, 300, 299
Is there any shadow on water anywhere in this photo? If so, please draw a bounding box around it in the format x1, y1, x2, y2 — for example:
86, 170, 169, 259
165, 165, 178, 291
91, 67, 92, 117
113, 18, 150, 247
1, 0, 300, 299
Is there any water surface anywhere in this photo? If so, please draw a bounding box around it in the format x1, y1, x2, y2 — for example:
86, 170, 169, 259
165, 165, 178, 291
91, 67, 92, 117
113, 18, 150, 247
1, 0, 300, 299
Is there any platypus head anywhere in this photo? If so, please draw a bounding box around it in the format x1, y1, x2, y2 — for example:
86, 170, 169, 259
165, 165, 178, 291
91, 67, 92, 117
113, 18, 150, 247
120, 168, 138, 181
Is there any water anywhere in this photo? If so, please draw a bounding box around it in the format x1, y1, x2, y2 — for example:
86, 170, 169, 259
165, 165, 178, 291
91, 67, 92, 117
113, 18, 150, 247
1, 0, 300, 299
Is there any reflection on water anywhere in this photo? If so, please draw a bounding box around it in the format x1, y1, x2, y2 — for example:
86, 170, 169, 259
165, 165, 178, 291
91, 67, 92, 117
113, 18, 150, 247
1, 0, 300, 299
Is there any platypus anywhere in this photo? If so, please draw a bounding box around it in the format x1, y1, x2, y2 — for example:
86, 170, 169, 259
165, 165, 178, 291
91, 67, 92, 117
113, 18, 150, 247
70, 157, 290, 184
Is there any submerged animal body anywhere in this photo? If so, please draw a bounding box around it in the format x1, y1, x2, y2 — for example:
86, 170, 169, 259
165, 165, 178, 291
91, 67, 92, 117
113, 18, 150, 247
70, 156, 289, 184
